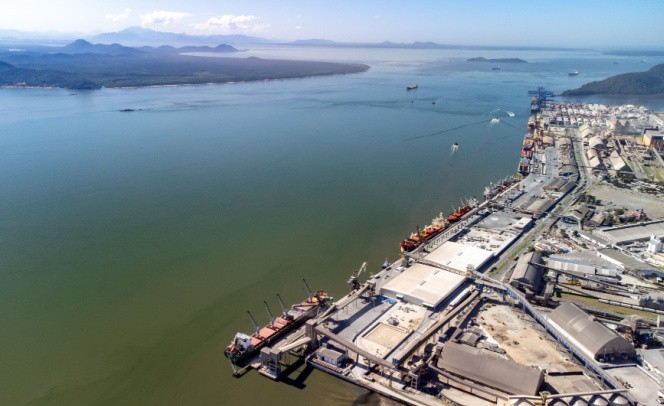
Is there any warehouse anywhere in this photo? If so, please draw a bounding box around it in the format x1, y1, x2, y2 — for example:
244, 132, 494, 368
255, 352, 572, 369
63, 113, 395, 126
425, 240, 494, 273
510, 251, 545, 293
437, 342, 544, 396
378, 263, 466, 308
547, 302, 635, 361
596, 220, 664, 245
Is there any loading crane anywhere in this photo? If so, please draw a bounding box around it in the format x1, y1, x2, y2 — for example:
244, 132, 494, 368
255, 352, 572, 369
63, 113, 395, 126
247, 311, 260, 336
276, 293, 293, 321
528, 87, 554, 112
347, 261, 367, 291
263, 301, 275, 328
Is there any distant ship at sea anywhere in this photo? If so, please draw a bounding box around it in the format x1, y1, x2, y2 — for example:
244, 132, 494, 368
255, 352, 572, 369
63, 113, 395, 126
451, 142, 459, 152
491, 66, 501, 71
568, 70, 579, 76
407, 83, 418, 90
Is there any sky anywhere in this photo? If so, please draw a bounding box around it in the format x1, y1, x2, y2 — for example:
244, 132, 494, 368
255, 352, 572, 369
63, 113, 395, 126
1, 0, 663, 48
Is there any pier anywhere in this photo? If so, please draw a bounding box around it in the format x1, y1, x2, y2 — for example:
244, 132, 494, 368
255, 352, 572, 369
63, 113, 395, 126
224, 92, 651, 405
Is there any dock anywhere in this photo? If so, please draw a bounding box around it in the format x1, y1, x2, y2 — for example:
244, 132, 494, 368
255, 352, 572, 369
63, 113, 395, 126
224, 91, 656, 405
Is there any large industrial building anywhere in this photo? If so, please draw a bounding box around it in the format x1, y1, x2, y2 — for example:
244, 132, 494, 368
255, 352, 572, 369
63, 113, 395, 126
378, 263, 467, 308
425, 240, 494, 273
546, 251, 621, 277
510, 251, 545, 293
595, 220, 664, 246
547, 302, 635, 361
437, 342, 544, 396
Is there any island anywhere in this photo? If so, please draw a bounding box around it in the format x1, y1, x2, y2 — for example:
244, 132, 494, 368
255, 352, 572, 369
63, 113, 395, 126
467, 57, 527, 63
0, 39, 370, 90
562, 63, 664, 96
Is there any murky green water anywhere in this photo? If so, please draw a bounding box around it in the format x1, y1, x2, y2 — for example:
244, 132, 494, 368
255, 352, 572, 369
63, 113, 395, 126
1, 46, 663, 405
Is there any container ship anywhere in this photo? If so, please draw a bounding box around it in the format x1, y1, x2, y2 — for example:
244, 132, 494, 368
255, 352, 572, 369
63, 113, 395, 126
224, 287, 330, 365
399, 198, 478, 252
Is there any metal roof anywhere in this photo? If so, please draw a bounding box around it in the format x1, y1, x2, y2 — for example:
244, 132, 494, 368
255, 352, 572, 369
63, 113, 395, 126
589, 136, 606, 149
596, 220, 664, 245
378, 263, 466, 307
548, 302, 635, 360
426, 241, 494, 274
547, 251, 620, 275
510, 251, 544, 292
437, 342, 544, 395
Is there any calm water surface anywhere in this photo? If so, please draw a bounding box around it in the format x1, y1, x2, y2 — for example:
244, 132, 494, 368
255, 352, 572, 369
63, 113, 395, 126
1, 46, 663, 405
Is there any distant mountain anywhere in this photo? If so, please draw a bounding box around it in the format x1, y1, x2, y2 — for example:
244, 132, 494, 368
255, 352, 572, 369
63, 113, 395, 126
284, 39, 572, 51
61, 39, 143, 55
562, 64, 664, 96
603, 50, 664, 57
291, 39, 337, 45
467, 57, 527, 63
138, 44, 239, 54
91, 26, 270, 46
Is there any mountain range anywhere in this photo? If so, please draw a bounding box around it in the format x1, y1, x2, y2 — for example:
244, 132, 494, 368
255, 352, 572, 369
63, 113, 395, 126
90, 26, 270, 46
0, 39, 367, 90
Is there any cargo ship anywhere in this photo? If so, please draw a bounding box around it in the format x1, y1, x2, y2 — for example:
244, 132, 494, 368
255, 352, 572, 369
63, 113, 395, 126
399, 198, 478, 252
447, 197, 478, 223
399, 213, 448, 252
224, 287, 330, 365
483, 177, 519, 200
407, 84, 418, 90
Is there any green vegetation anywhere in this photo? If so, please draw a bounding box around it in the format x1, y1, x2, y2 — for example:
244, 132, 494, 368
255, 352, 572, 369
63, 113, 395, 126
0, 40, 369, 90
562, 64, 664, 96
0, 62, 100, 89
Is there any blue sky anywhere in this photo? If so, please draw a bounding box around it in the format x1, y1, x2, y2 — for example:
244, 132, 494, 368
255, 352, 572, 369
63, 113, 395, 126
1, 0, 662, 47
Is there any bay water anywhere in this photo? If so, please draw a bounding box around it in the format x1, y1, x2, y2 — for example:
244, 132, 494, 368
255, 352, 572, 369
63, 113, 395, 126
1, 46, 663, 405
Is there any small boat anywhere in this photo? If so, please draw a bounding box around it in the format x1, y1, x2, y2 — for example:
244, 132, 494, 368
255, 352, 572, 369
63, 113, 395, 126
491, 66, 501, 71
407, 84, 418, 90
451, 142, 459, 152
568, 70, 579, 76
490, 118, 500, 125
382, 258, 390, 269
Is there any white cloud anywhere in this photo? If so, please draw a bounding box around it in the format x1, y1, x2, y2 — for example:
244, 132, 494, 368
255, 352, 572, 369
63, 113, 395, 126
142, 10, 191, 26
106, 8, 131, 22
194, 15, 268, 32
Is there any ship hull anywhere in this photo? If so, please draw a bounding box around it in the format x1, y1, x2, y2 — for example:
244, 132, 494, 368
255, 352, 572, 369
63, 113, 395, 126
224, 294, 327, 366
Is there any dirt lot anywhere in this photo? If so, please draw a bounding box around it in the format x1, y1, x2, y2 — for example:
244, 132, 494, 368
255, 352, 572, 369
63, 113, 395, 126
590, 184, 664, 219
477, 304, 579, 371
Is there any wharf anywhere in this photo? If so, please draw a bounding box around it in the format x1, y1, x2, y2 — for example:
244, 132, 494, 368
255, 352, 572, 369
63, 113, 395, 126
226, 95, 648, 405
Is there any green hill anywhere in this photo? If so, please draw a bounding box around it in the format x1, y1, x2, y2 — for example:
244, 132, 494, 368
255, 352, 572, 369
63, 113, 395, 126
0, 40, 369, 90
562, 64, 664, 96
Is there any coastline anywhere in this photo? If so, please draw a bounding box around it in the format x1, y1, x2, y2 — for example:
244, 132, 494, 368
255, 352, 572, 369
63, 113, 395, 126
0, 65, 370, 91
